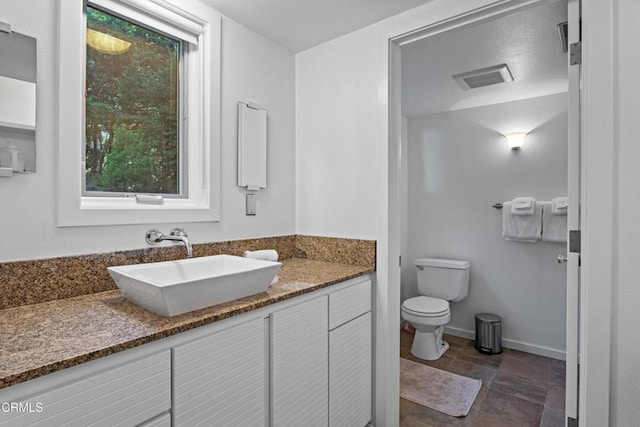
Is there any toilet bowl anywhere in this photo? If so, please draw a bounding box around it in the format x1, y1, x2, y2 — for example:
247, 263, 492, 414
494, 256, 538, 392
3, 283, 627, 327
401, 296, 451, 360
401, 258, 470, 361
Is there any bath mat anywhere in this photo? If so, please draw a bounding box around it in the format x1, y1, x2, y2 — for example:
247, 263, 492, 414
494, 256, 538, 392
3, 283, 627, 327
400, 358, 482, 417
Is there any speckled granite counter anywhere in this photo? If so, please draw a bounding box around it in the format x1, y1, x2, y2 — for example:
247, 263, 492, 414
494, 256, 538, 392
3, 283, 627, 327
0, 258, 373, 390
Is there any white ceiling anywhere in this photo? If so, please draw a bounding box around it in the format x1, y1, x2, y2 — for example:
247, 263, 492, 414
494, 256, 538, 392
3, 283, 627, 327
199, 0, 433, 53
401, 1, 568, 117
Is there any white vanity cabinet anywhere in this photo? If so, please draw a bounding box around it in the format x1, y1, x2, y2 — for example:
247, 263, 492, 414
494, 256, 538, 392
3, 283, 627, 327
173, 317, 267, 426
0, 350, 171, 427
271, 295, 329, 426
270, 278, 372, 427
0, 275, 372, 427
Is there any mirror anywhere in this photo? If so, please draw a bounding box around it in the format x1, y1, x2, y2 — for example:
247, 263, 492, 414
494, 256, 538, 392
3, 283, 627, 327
0, 27, 36, 173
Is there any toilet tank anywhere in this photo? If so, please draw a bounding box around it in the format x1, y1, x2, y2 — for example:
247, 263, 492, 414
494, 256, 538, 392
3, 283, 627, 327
414, 258, 471, 302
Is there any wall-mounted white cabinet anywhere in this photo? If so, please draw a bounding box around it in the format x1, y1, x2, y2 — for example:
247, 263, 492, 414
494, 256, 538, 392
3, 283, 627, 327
0, 277, 372, 427
0, 75, 35, 131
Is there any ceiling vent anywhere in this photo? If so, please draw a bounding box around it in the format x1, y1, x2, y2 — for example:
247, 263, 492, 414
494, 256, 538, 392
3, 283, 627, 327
452, 64, 514, 90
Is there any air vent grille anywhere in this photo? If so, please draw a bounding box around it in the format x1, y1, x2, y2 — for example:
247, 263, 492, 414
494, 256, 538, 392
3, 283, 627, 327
462, 72, 505, 88
452, 64, 514, 90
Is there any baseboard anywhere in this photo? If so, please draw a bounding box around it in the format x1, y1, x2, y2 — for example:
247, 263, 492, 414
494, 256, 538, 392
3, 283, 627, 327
444, 326, 566, 361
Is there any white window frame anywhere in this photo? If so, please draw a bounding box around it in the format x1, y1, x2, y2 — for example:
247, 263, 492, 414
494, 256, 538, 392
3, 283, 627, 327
57, 0, 221, 226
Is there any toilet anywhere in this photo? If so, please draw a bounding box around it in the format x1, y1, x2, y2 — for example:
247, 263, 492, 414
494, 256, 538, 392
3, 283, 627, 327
401, 258, 470, 360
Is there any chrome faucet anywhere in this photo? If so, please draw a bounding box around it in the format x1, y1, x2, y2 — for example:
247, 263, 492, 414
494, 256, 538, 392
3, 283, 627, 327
145, 228, 193, 258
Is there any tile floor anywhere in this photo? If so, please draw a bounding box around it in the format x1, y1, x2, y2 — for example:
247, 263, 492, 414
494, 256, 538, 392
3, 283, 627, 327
400, 329, 566, 427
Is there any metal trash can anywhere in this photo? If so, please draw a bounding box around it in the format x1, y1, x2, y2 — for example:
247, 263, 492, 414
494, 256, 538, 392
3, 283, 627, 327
474, 313, 503, 354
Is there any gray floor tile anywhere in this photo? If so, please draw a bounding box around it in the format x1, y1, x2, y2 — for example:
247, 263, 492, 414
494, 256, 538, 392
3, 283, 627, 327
399, 329, 565, 427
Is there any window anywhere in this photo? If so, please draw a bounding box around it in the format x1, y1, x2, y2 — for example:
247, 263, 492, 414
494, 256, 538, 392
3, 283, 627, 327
57, 0, 221, 226
85, 6, 182, 196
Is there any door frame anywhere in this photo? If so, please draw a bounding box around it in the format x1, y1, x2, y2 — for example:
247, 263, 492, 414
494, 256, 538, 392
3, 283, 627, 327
377, 0, 613, 425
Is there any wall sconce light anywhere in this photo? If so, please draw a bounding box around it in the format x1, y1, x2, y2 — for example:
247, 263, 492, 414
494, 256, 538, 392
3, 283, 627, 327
504, 132, 527, 150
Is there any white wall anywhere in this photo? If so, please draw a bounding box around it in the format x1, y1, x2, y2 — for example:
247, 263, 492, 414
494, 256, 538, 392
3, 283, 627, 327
403, 93, 568, 357
295, 26, 380, 239
611, 0, 640, 424
294, 2, 570, 424
0, 0, 295, 262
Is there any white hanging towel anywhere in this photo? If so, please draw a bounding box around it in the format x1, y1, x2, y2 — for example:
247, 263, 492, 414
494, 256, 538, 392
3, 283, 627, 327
502, 201, 542, 242
551, 196, 568, 215
542, 202, 567, 243
511, 197, 536, 216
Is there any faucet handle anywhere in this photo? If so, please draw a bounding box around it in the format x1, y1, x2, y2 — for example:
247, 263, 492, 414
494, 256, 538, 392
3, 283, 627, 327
145, 229, 163, 245
170, 228, 188, 238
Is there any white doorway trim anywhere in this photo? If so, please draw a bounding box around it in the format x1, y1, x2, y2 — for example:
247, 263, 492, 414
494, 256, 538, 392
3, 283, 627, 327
577, 1, 614, 425
376, 0, 613, 426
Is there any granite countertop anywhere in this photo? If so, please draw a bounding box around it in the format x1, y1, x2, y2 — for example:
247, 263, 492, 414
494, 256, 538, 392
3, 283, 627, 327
0, 258, 373, 390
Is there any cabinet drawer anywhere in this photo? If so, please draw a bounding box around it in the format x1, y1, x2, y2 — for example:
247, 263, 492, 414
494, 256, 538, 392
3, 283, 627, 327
0, 350, 171, 427
329, 279, 371, 330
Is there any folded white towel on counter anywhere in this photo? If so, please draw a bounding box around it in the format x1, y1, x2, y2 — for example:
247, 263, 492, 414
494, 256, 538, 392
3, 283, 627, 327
542, 202, 567, 243
503, 201, 542, 242
511, 197, 536, 216
551, 196, 568, 215
244, 249, 279, 262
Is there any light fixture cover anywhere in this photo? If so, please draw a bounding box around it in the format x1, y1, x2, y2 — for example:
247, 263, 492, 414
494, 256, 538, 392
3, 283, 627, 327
504, 132, 527, 150
86, 29, 131, 55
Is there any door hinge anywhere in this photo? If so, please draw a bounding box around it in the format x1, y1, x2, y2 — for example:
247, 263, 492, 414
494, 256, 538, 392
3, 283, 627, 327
570, 41, 582, 65
399, 256, 402, 267
569, 230, 581, 254
568, 416, 579, 427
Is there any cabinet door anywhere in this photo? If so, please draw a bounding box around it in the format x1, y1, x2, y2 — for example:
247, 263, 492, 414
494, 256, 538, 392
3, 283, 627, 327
0, 351, 171, 427
271, 296, 328, 427
173, 317, 267, 427
329, 312, 372, 427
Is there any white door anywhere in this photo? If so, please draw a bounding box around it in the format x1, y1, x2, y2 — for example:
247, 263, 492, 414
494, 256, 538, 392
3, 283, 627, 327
565, 0, 581, 424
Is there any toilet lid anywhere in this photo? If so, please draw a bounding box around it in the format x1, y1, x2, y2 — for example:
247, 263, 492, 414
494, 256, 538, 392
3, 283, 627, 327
402, 296, 449, 316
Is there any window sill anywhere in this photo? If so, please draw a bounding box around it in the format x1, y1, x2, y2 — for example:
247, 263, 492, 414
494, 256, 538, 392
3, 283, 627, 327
80, 197, 206, 209
57, 196, 219, 227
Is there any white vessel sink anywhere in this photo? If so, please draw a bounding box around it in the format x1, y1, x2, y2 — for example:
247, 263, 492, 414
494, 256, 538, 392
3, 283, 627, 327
108, 255, 282, 316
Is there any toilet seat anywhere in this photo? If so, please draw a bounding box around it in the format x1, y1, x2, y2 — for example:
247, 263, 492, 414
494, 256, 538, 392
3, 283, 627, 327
402, 296, 450, 317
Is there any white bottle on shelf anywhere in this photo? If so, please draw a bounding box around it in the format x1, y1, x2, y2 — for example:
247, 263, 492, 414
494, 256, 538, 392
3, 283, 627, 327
5, 144, 25, 172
